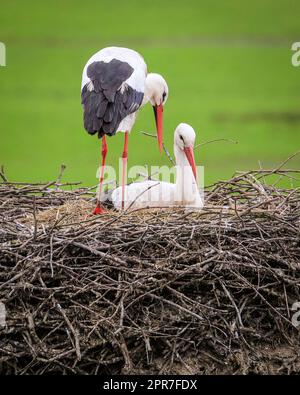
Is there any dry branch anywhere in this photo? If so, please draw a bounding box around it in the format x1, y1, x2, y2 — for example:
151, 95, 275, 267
0, 167, 300, 374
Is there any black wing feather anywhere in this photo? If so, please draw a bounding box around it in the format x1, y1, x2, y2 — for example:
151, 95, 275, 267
81, 59, 144, 137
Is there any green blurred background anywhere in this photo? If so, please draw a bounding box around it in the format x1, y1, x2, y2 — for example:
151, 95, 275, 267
0, 0, 300, 187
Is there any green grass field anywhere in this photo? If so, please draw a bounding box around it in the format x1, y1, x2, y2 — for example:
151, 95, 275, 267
1, 0, 300, 187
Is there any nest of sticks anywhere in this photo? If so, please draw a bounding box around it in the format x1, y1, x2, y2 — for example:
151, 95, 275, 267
0, 163, 300, 375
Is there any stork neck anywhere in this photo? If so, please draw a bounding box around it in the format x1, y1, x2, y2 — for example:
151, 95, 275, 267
142, 76, 152, 106
174, 145, 200, 205
142, 74, 158, 106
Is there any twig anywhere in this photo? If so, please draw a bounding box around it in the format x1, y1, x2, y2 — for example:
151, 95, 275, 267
56, 164, 66, 186
0, 165, 8, 182
140, 131, 175, 165
195, 138, 238, 148
56, 302, 81, 361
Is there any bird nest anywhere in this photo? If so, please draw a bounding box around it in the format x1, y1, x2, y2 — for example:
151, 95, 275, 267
0, 165, 300, 375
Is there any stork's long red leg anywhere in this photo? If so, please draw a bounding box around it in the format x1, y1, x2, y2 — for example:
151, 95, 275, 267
121, 131, 129, 210
93, 135, 108, 215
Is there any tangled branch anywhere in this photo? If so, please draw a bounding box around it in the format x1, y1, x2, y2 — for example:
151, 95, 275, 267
0, 166, 300, 374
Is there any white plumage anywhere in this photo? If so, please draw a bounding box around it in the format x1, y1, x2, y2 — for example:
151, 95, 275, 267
81, 47, 147, 92
81, 46, 168, 135
109, 123, 204, 210
81, 46, 169, 214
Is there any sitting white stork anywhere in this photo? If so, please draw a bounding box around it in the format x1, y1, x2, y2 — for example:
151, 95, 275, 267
81, 46, 169, 214
106, 123, 204, 210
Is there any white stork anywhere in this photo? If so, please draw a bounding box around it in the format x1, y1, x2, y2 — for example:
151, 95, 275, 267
81, 46, 169, 214
106, 123, 204, 210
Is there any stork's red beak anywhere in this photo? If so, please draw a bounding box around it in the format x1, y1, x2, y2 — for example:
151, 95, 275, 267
153, 104, 164, 153
184, 146, 197, 181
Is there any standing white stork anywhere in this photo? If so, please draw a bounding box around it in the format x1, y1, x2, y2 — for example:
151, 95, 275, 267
106, 123, 204, 210
81, 46, 169, 214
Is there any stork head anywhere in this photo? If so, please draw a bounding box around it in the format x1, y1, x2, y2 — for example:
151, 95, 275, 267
174, 123, 197, 180
145, 73, 169, 153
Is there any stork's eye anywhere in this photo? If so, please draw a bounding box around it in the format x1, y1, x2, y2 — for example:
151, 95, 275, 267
179, 135, 184, 141
162, 91, 167, 101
